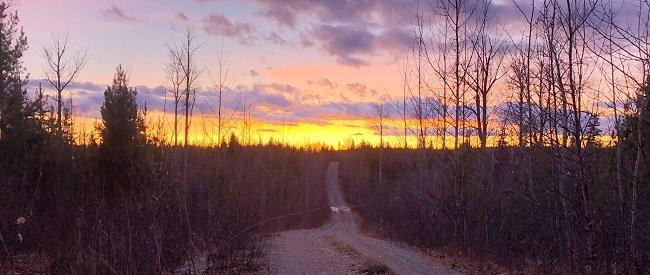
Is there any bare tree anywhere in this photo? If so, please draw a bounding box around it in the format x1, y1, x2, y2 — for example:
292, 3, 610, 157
240, 71, 258, 146
208, 39, 233, 145
398, 58, 411, 149
586, 3, 627, 216
164, 54, 184, 146
414, 2, 427, 150
373, 101, 389, 186
466, 0, 507, 148
167, 27, 202, 273
428, 10, 452, 150
590, 0, 650, 261
513, 0, 536, 149
533, 0, 600, 259
168, 27, 202, 148
42, 33, 87, 136
436, 0, 478, 149
434, 0, 479, 249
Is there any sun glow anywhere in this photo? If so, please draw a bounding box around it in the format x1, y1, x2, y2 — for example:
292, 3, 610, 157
71, 112, 379, 149
71, 112, 615, 150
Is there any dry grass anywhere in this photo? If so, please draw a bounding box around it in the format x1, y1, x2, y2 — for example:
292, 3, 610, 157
325, 236, 361, 258
324, 236, 393, 275
358, 259, 392, 274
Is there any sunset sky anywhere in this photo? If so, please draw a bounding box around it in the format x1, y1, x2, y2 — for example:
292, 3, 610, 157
15, 0, 621, 147
19, 0, 427, 146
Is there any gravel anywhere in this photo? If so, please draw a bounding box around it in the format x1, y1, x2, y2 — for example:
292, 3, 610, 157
264, 162, 460, 275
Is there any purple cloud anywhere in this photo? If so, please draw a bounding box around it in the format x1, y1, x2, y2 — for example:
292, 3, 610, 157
102, 5, 141, 23
245, 0, 537, 67
319, 101, 375, 117
266, 32, 289, 45
253, 83, 299, 97
27, 78, 379, 125
202, 14, 255, 45
310, 24, 375, 67
176, 12, 189, 22
375, 28, 411, 54
307, 24, 411, 67
299, 33, 315, 48
27, 79, 168, 118
254, 0, 415, 30
251, 0, 417, 27
308, 78, 337, 90
249, 90, 293, 107
346, 83, 377, 97
259, 4, 297, 27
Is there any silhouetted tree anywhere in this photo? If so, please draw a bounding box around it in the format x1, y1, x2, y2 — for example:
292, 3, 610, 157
625, 77, 650, 263
167, 28, 201, 268
42, 33, 86, 137
0, 1, 44, 168
98, 65, 145, 195
0, 1, 26, 137
209, 39, 233, 145
373, 101, 388, 186
165, 45, 184, 146
466, 0, 507, 148
168, 27, 201, 148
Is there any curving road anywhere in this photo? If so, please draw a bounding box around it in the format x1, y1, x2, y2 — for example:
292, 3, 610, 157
266, 162, 458, 275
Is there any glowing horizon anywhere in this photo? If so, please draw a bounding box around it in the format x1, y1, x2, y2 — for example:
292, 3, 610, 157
70, 111, 615, 150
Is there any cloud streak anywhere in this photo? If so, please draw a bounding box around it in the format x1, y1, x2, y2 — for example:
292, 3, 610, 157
102, 5, 142, 23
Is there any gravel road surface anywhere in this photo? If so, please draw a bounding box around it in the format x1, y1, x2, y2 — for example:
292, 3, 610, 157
266, 162, 458, 275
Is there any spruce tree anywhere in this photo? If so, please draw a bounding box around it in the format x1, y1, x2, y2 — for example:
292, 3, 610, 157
98, 65, 144, 194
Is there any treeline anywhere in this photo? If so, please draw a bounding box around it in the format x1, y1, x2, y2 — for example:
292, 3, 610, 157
0, 3, 329, 273
342, 0, 650, 272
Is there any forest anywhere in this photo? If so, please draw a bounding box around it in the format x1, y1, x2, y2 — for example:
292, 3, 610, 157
336, 0, 650, 272
0, 0, 649, 273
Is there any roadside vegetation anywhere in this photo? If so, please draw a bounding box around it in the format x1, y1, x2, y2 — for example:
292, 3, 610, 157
338, 0, 650, 272
338, 108, 649, 273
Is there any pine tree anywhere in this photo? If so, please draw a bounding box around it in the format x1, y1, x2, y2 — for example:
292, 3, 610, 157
584, 112, 602, 148
0, 2, 27, 138
0, 2, 45, 169
98, 65, 145, 194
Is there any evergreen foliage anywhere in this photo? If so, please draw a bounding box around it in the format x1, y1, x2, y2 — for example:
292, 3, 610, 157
98, 65, 145, 194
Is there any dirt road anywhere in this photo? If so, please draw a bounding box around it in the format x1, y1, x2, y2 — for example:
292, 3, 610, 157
266, 162, 458, 275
